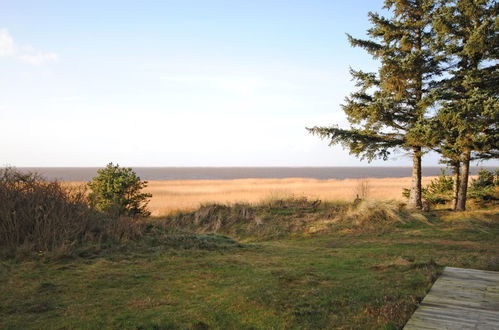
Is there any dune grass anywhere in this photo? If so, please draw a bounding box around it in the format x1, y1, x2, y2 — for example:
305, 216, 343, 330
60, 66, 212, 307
1, 200, 498, 329
136, 176, 440, 216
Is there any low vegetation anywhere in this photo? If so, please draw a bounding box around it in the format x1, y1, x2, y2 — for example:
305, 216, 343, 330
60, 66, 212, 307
1, 172, 498, 329
403, 168, 499, 208
0, 168, 146, 258
165, 197, 342, 240
468, 168, 499, 206
164, 198, 432, 240
143, 176, 438, 216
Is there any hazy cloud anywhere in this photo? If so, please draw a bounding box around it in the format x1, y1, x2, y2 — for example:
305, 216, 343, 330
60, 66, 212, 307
0, 28, 59, 65
0, 29, 15, 56
18, 52, 59, 65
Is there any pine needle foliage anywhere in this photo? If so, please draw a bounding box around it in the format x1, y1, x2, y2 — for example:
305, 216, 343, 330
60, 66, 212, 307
468, 168, 499, 205
431, 0, 498, 210
308, 0, 444, 209
88, 163, 152, 218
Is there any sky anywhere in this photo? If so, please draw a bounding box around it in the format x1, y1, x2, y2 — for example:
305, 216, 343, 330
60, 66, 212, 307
0, 0, 496, 167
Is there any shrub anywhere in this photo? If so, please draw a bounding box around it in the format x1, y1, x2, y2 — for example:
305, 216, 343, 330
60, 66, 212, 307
0, 167, 144, 256
422, 170, 454, 204
0, 168, 94, 253
403, 169, 453, 205
468, 168, 499, 205
88, 163, 152, 217
354, 178, 370, 200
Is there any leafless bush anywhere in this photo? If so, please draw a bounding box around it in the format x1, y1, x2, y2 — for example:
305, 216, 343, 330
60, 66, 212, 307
0, 168, 142, 256
353, 178, 371, 200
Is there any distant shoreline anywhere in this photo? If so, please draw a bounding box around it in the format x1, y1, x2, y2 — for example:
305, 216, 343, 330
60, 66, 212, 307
12, 166, 497, 182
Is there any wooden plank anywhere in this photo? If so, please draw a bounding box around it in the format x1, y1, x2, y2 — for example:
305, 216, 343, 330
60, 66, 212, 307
404, 267, 499, 330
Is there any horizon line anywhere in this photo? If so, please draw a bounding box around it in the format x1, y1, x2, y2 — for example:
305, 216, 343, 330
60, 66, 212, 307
9, 165, 497, 169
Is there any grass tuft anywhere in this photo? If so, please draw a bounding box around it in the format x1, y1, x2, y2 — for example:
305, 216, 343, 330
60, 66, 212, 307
338, 200, 430, 232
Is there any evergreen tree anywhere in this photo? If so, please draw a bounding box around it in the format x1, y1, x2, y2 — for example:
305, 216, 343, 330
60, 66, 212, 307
432, 0, 498, 211
88, 163, 152, 217
308, 0, 442, 209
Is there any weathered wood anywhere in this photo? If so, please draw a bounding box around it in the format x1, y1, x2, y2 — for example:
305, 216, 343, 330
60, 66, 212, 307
404, 267, 499, 330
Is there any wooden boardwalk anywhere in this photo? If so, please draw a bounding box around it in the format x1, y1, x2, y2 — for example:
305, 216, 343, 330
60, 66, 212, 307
404, 267, 499, 329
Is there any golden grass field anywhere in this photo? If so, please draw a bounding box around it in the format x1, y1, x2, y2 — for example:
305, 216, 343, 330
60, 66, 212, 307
140, 176, 438, 216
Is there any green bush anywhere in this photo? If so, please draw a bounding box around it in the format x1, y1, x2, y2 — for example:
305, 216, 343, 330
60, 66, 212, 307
422, 170, 454, 204
468, 168, 498, 205
403, 169, 453, 205
88, 163, 152, 217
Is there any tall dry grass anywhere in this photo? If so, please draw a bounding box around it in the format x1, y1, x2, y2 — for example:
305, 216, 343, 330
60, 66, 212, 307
0, 168, 142, 256
142, 176, 437, 216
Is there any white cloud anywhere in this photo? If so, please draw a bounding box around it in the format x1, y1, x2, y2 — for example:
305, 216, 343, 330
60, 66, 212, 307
0, 28, 58, 65
0, 29, 15, 56
18, 52, 59, 65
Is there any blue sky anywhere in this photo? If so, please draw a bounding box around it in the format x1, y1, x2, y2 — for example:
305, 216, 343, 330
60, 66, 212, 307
0, 1, 496, 167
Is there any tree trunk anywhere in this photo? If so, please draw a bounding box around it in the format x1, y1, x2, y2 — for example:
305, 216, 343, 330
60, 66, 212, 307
408, 146, 422, 209
452, 162, 460, 211
456, 150, 471, 211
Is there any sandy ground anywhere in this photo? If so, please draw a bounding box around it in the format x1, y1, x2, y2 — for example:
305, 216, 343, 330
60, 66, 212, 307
140, 176, 438, 216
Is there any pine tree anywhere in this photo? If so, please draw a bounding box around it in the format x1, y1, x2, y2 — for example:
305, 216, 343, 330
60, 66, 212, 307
88, 163, 152, 217
308, 0, 442, 209
432, 0, 498, 211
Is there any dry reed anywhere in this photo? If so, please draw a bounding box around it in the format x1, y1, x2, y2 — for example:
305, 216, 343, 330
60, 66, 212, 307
353, 178, 371, 199
138, 176, 438, 216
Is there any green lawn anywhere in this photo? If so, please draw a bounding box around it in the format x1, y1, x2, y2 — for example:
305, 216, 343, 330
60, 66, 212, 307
1, 207, 498, 329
